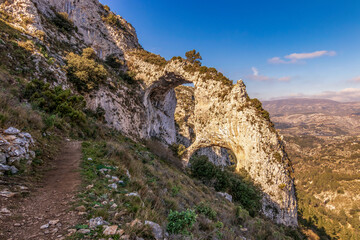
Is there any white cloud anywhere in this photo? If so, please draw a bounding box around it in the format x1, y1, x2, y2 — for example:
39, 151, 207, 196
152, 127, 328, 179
268, 57, 289, 64
350, 76, 360, 83
278, 76, 291, 82
285, 50, 336, 60
268, 50, 336, 64
251, 67, 259, 76
246, 67, 291, 82
271, 88, 360, 102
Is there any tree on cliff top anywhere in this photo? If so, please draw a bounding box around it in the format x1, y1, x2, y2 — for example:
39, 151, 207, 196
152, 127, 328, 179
185, 50, 202, 66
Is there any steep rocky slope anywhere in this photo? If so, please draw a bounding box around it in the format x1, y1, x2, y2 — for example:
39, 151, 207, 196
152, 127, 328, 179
0, 0, 297, 227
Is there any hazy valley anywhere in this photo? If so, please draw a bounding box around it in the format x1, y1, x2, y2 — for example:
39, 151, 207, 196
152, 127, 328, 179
264, 99, 360, 239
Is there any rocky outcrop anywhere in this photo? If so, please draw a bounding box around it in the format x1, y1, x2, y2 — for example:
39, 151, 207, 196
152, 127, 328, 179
0, 127, 35, 175
124, 54, 298, 226
1, 0, 140, 58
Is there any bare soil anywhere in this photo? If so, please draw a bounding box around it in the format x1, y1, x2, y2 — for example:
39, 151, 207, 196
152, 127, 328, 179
0, 141, 83, 240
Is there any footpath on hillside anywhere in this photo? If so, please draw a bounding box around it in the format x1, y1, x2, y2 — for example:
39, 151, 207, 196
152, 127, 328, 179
0, 141, 82, 240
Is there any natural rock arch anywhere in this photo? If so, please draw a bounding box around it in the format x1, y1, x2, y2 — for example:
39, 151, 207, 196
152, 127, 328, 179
125, 51, 298, 226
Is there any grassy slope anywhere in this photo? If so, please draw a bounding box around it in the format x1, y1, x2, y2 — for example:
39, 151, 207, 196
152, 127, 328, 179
69, 137, 303, 240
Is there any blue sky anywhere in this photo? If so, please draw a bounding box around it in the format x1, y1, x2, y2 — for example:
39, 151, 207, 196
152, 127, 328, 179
100, 0, 360, 101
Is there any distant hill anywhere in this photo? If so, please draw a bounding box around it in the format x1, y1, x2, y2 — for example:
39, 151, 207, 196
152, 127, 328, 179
263, 98, 360, 116
263, 98, 360, 136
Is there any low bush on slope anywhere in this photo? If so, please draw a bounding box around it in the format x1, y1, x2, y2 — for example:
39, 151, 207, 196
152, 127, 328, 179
23, 79, 86, 124
190, 155, 262, 217
66, 48, 108, 92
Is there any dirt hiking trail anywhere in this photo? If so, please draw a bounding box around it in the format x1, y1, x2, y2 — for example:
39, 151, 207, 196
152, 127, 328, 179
0, 141, 82, 240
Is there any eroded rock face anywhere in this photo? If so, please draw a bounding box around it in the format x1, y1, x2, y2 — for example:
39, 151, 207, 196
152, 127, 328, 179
0, 127, 35, 175
174, 85, 233, 167
1, 0, 140, 59
124, 55, 298, 226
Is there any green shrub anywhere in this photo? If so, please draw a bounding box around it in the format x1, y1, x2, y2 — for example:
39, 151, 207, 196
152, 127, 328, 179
0, 113, 8, 126
183, 61, 233, 86
171, 184, 181, 197
23, 79, 86, 124
196, 202, 217, 220
118, 71, 136, 84
214, 169, 230, 192
185, 49, 202, 66
167, 209, 197, 235
130, 49, 167, 67
51, 11, 76, 32
230, 178, 261, 216
190, 155, 261, 215
170, 143, 186, 157
249, 98, 273, 125
66, 48, 107, 92
103, 5, 110, 12
190, 155, 217, 181
235, 206, 250, 224
105, 54, 124, 69
102, 12, 125, 30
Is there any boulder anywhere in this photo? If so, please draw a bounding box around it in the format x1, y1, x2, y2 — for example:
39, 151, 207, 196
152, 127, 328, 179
103, 225, 118, 235
108, 183, 117, 189
0, 152, 6, 164
77, 229, 90, 234
144, 221, 163, 240
0, 163, 10, 172
75, 205, 86, 212
217, 192, 233, 202
4, 127, 20, 135
89, 217, 109, 229
40, 223, 49, 229
10, 166, 18, 174
126, 192, 139, 197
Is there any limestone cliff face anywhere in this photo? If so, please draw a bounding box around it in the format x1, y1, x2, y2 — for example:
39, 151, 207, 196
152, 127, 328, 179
1, 0, 297, 226
1, 0, 140, 57
174, 85, 234, 167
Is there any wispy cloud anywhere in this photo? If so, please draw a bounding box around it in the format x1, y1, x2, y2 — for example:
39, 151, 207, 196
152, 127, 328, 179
271, 88, 360, 102
251, 67, 259, 76
268, 50, 336, 64
268, 57, 292, 64
349, 76, 360, 83
246, 67, 291, 82
278, 76, 291, 82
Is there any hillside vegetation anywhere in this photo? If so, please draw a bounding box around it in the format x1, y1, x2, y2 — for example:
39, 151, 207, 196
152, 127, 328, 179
264, 99, 360, 240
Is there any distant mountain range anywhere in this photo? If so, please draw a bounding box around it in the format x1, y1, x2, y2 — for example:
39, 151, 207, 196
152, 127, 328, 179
263, 98, 360, 116
263, 98, 360, 136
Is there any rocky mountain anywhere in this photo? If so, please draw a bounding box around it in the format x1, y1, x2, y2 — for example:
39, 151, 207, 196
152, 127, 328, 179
0, 0, 303, 238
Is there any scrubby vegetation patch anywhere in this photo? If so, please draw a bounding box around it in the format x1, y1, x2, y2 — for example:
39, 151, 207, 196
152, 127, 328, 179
190, 155, 261, 216
66, 48, 108, 92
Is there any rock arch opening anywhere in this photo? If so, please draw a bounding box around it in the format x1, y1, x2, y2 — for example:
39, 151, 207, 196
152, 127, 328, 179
191, 146, 237, 168
144, 72, 191, 144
